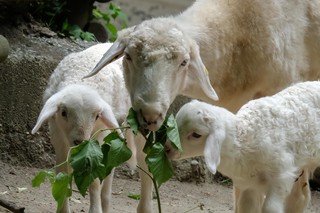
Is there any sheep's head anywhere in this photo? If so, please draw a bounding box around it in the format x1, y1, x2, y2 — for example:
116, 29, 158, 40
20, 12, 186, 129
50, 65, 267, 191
166, 100, 228, 174
84, 19, 218, 131
32, 85, 120, 146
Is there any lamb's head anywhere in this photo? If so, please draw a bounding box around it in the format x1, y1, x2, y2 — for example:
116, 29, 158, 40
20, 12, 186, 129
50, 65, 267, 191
32, 85, 120, 146
166, 100, 229, 174
84, 19, 218, 131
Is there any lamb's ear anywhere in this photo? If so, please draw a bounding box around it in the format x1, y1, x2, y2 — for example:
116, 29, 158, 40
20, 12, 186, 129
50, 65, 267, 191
182, 41, 219, 102
31, 93, 61, 134
203, 127, 226, 174
99, 100, 123, 137
83, 26, 135, 79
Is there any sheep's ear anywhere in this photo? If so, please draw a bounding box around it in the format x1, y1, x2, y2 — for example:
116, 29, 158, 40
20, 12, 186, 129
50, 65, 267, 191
83, 26, 135, 79
99, 100, 123, 137
203, 127, 226, 174
83, 41, 126, 79
31, 93, 61, 134
182, 42, 219, 102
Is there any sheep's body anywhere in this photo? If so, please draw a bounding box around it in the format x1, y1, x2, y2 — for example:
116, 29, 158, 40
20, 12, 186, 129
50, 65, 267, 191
32, 43, 134, 213
168, 81, 320, 213
44, 43, 130, 120
86, 0, 320, 128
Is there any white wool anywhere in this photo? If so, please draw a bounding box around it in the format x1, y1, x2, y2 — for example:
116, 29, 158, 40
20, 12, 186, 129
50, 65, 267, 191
32, 43, 136, 213
170, 81, 320, 213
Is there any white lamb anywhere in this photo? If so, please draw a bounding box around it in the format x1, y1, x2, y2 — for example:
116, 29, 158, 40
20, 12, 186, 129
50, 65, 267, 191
167, 81, 320, 213
31, 43, 135, 213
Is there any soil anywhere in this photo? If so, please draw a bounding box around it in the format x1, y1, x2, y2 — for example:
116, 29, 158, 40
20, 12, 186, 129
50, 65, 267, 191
0, 160, 320, 213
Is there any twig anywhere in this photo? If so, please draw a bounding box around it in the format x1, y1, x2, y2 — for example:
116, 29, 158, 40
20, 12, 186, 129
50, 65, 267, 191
0, 198, 25, 213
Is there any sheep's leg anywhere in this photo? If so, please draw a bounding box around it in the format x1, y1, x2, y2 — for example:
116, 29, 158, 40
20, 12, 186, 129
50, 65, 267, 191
285, 169, 311, 213
262, 181, 293, 213
50, 125, 71, 213
136, 133, 153, 213
88, 179, 103, 213
236, 188, 262, 213
101, 168, 115, 213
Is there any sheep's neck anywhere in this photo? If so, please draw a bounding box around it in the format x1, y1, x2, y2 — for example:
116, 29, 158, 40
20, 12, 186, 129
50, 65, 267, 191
217, 119, 247, 179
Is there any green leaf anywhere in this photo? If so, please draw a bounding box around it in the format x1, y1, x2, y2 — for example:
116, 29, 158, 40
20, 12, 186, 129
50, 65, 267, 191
92, 8, 103, 19
107, 23, 118, 41
80, 31, 96, 42
101, 135, 132, 176
128, 193, 141, 200
143, 132, 154, 154
69, 140, 106, 196
166, 114, 182, 151
32, 170, 55, 187
126, 108, 139, 135
145, 143, 174, 187
52, 172, 72, 212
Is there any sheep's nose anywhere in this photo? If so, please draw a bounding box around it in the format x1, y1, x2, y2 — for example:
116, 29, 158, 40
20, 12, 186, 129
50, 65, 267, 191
73, 140, 82, 145
140, 109, 163, 131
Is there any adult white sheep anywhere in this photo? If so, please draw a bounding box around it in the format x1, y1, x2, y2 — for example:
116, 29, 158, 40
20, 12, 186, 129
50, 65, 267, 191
167, 81, 320, 213
84, 0, 320, 131
31, 43, 135, 213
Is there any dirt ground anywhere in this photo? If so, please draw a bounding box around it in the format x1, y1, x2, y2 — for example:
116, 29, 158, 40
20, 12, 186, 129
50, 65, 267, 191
0, 160, 320, 213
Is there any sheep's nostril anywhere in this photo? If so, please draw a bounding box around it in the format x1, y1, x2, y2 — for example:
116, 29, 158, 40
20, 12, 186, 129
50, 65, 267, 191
73, 140, 82, 145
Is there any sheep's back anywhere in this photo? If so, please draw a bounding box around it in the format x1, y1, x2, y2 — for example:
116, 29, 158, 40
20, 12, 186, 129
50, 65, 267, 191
43, 43, 130, 121
235, 81, 320, 166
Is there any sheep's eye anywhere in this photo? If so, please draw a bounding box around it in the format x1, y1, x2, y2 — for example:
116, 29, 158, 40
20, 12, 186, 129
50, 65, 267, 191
191, 132, 202, 139
125, 52, 131, 61
180, 59, 188, 67
61, 110, 67, 118
95, 114, 100, 120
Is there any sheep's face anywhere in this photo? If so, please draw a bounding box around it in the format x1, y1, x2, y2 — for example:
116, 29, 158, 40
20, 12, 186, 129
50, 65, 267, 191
166, 101, 211, 160
121, 20, 218, 131
32, 85, 120, 147
85, 19, 218, 131
54, 91, 105, 146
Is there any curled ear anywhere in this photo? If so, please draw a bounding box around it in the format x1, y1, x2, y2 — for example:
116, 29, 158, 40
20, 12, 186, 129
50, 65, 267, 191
182, 41, 219, 102
203, 127, 226, 174
31, 93, 61, 134
99, 100, 123, 137
83, 26, 135, 79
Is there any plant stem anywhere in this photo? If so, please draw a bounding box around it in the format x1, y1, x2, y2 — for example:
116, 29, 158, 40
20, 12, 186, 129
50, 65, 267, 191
136, 165, 162, 213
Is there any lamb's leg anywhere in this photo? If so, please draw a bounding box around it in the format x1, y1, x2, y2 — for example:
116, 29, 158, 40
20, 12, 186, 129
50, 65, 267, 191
51, 126, 71, 213
88, 179, 103, 213
236, 188, 262, 213
101, 168, 115, 213
135, 133, 153, 213
285, 169, 311, 213
262, 180, 293, 213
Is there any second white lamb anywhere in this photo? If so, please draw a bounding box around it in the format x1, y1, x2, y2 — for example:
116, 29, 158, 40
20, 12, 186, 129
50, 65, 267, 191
167, 81, 320, 213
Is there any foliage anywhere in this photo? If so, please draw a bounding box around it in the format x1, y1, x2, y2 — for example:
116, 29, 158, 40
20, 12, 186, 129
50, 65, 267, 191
31, 0, 128, 42
32, 107, 181, 212
92, 3, 128, 42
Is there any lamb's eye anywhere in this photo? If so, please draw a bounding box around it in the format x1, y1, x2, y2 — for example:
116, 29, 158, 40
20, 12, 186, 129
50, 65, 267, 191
125, 52, 131, 61
61, 110, 67, 118
180, 59, 188, 67
95, 114, 100, 120
191, 132, 202, 138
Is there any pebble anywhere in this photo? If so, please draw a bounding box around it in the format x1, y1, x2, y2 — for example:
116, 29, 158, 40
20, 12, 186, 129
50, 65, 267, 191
0, 34, 10, 62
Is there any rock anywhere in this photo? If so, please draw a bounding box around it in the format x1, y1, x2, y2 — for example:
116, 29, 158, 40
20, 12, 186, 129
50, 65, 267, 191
0, 35, 9, 62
